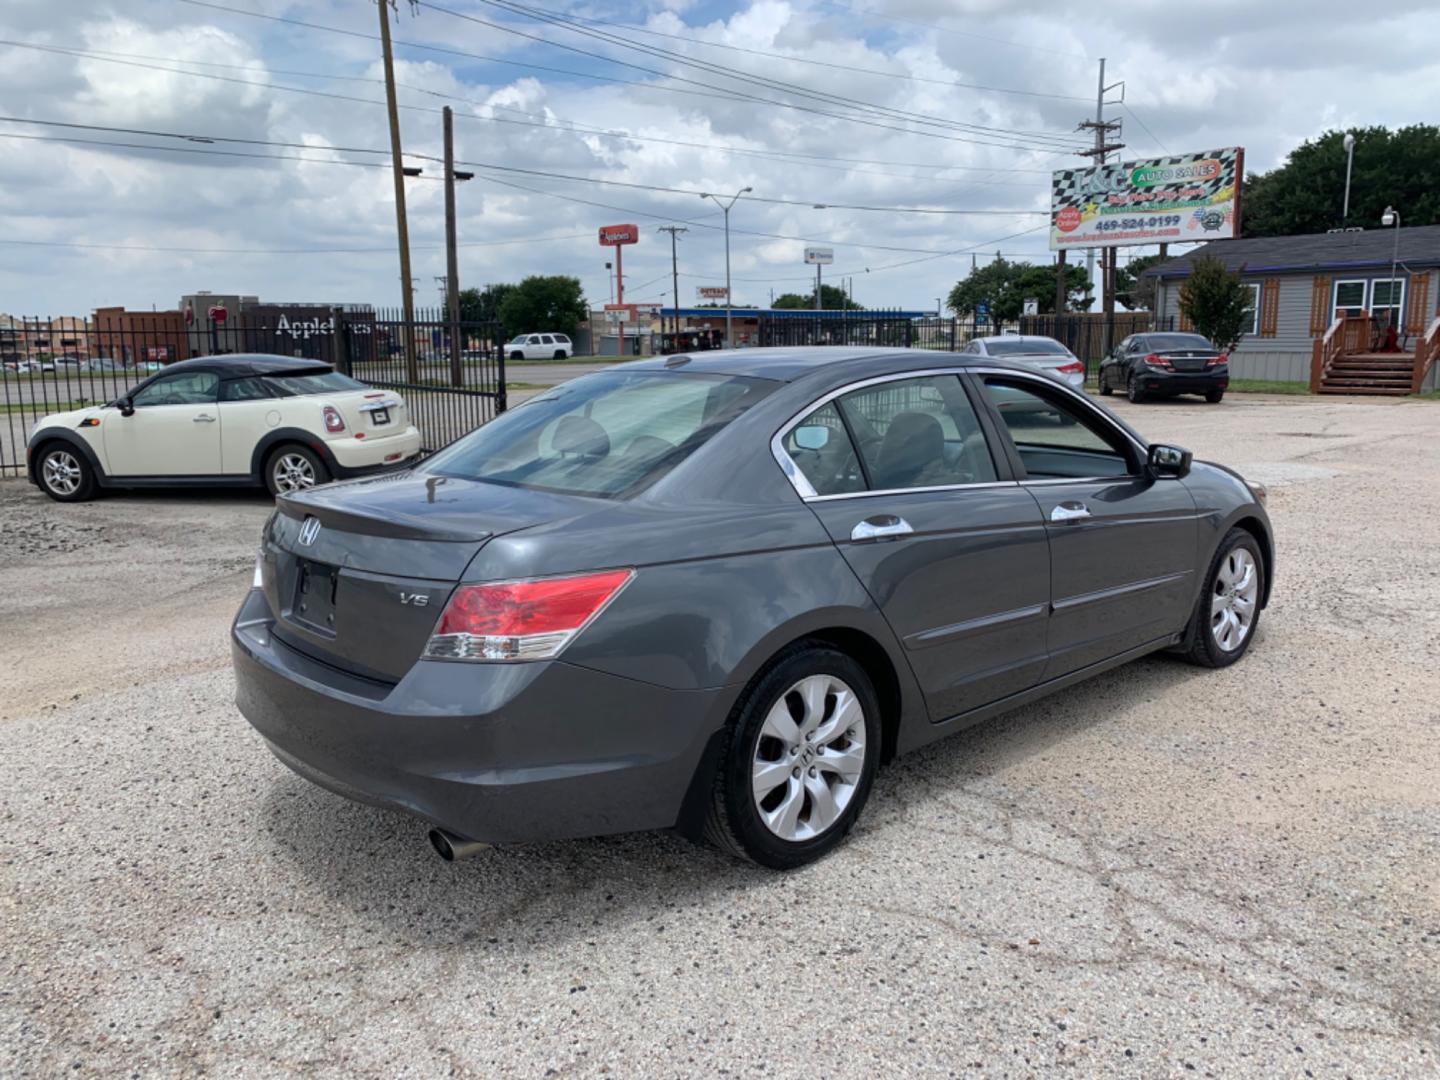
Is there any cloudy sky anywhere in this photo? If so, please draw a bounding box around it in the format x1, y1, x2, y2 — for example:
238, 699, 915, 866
3, 0, 1438, 317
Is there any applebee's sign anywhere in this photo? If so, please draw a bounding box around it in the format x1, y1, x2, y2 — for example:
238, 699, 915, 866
275, 313, 334, 340
598, 224, 639, 246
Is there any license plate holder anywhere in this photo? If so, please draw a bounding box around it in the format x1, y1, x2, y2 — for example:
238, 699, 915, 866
292, 558, 339, 635
370, 407, 391, 426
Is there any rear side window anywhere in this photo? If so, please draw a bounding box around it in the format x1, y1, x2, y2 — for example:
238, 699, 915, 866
422, 370, 773, 498
220, 377, 271, 402
263, 370, 365, 396
781, 402, 864, 496
838, 376, 996, 490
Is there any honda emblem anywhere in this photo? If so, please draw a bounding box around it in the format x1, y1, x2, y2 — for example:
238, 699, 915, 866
298, 516, 321, 546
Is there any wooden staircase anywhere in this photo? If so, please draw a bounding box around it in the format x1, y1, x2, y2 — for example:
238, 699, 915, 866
1319, 352, 1416, 395
1311, 313, 1440, 396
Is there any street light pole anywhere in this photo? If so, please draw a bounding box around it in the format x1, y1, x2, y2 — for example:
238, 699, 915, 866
1382, 205, 1401, 335
376, 0, 418, 381
1342, 132, 1356, 225
442, 106, 473, 388
700, 187, 751, 349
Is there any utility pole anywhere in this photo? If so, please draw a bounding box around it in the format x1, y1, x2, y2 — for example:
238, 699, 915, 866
1076, 57, 1125, 354
814, 261, 822, 311
377, 0, 418, 381
657, 226, 687, 336
442, 105, 473, 389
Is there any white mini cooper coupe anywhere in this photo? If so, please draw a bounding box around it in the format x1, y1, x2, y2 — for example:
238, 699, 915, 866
26, 355, 421, 501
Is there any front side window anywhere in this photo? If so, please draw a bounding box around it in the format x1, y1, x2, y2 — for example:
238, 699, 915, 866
422, 370, 772, 498
838, 375, 997, 491
131, 371, 218, 407
263, 370, 364, 396
980, 377, 1133, 480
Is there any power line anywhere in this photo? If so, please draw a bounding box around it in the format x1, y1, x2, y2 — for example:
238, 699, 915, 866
0, 39, 1060, 182
1120, 103, 1170, 156
458, 0, 1092, 107
414, 0, 1086, 153
817, 1, 1092, 61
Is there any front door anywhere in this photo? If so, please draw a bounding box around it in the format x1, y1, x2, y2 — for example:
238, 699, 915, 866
972, 373, 1199, 676
780, 374, 1050, 722
102, 370, 223, 477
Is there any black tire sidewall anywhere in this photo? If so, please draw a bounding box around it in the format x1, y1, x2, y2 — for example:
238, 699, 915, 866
1188, 529, 1264, 668
1207, 390, 1224, 403
1127, 373, 1144, 403
719, 647, 882, 869
265, 444, 329, 497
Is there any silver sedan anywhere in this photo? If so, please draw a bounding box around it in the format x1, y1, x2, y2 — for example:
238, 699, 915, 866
961, 334, 1087, 390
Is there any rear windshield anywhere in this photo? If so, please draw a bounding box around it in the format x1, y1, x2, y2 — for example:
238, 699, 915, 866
421, 370, 773, 498
263, 370, 366, 396
983, 338, 1070, 356
1145, 334, 1214, 351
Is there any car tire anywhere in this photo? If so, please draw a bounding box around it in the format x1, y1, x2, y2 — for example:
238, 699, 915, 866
704, 643, 882, 869
1206, 389, 1225, 404
553, 349, 567, 359
1127, 373, 1146, 403
509, 351, 524, 360
35, 442, 98, 502
1099, 369, 1113, 395
1181, 528, 1264, 669
265, 444, 330, 497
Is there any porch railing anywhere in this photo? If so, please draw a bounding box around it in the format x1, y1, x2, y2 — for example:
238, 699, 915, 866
1415, 316, 1440, 393
1309, 314, 1350, 392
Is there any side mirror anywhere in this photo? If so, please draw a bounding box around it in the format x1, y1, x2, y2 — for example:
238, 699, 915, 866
792, 425, 831, 451
119, 397, 135, 417
1148, 443, 1192, 479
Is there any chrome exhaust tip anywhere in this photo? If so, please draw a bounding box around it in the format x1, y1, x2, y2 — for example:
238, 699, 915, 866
427, 827, 489, 862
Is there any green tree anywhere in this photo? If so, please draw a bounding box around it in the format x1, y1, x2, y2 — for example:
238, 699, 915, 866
947, 257, 1090, 320
458, 283, 516, 326
496, 275, 588, 339
1178, 256, 1253, 352
1241, 125, 1440, 237
771, 285, 862, 310
1114, 253, 1167, 310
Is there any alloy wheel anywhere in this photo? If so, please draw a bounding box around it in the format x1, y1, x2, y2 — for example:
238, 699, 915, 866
273, 452, 317, 494
1210, 547, 1259, 651
751, 674, 867, 842
42, 449, 82, 496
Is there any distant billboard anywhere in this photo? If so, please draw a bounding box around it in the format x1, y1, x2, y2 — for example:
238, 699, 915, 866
598, 224, 639, 246
696, 286, 729, 300
1050, 148, 1243, 250
803, 246, 834, 265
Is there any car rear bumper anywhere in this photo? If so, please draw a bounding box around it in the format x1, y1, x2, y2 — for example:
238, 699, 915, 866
231, 588, 725, 844
1141, 368, 1228, 394
327, 426, 422, 474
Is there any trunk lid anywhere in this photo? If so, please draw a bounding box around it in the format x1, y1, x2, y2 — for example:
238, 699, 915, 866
1157, 348, 1221, 372
325, 388, 412, 441
260, 473, 590, 681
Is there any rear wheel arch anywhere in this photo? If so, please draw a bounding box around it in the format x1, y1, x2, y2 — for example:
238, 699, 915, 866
250, 428, 341, 483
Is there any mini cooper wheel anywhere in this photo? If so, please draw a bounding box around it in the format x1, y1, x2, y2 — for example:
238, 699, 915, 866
705, 645, 881, 869
1182, 528, 1264, 668
1127, 373, 1146, 403
266, 445, 330, 497
37, 443, 96, 502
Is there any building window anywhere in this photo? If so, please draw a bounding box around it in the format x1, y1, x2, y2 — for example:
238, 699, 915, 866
1370, 277, 1405, 327
1242, 283, 1260, 336
1332, 279, 1368, 320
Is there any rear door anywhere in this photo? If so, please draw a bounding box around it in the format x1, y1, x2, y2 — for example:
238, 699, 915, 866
102, 370, 223, 476
971, 372, 1198, 676
780, 373, 1051, 722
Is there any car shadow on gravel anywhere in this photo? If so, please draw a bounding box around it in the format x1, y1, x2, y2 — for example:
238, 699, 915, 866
257, 649, 1222, 950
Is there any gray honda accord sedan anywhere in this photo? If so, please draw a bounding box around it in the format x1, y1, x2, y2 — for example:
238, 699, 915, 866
233, 347, 1273, 869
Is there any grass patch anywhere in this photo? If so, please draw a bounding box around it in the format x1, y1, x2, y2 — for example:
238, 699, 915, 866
504, 382, 549, 391
1226, 379, 1312, 395
1411, 389, 1440, 400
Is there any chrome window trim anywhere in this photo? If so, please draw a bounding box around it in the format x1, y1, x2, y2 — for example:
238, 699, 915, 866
769, 364, 1147, 501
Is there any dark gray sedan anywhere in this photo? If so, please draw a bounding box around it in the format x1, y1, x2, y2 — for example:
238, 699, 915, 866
233, 347, 1273, 869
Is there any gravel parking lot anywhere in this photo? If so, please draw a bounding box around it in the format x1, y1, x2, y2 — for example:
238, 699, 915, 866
2, 393, 1438, 1077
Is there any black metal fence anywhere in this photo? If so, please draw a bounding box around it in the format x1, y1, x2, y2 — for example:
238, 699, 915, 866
0, 309, 506, 478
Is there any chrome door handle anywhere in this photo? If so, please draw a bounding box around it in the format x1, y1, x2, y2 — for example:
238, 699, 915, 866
193, 414, 216, 423
1050, 501, 1090, 523
851, 514, 914, 541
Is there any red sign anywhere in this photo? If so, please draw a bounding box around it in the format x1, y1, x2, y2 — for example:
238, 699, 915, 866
598, 224, 638, 246
1055, 206, 1082, 233
208, 304, 229, 325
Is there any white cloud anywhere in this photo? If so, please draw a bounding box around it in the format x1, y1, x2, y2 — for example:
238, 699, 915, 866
0, 0, 1437, 314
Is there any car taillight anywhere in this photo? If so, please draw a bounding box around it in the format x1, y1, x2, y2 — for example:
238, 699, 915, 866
1055, 360, 1084, 375
424, 569, 634, 662
322, 405, 346, 433
1143, 353, 1169, 368
1206, 355, 1226, 367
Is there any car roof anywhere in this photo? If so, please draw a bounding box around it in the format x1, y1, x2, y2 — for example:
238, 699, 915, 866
974, 334, 1062, 344
150, 354, 333, 377
615, 346, 1043, 383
